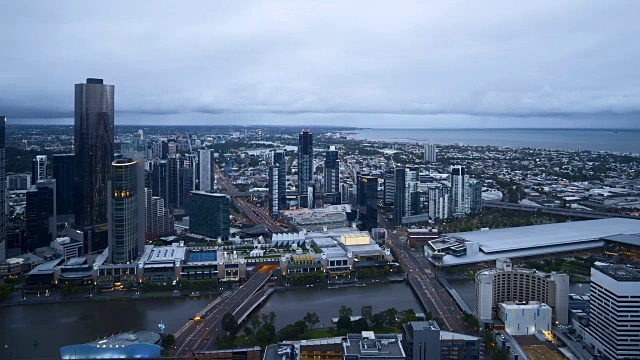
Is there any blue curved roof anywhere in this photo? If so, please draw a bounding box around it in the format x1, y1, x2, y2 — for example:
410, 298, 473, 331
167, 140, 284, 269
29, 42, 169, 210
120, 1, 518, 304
60, 343, 162, 359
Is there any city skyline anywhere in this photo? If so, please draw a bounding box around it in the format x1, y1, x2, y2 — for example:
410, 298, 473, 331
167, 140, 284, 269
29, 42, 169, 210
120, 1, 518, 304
2, 1, 640, 129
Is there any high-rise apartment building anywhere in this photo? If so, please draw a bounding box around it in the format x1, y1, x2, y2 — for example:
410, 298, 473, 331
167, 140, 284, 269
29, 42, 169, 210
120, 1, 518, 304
74, 78, 114, 253
144, 188, 174, 242
466, 179, 482, 214
428, 183, 450, 220
53, 154, 75, 215
268, 165, 280, 219
168, 155, 183, 210
424, 142, 437, 163
357, 174, 378, 231
0, 116, 6, 261
189, 192, 230, 239
584, 263, 640, 360
108, 158, 145, 264
450, 166, 466, 217
151, 159, 169, 202
324, 146, 340, 196
25, 179, 57, 252
383, 169, 395, 206
272, 150, 288, 211
298, 130, 313, 208
32, 155, 47, 182
199, 149, 212, 192
393, 167, 419, 227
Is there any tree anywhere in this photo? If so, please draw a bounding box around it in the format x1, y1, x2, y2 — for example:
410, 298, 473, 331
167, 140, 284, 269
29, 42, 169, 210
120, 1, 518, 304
163, 334, 175, 348
256, 323, 276, 347
400, 309, 417, 323
250, 315, 262, 331
243, 326, 254, 337
339, 305, 353, 318
361, 305, 373, 324
493, 347, 509, 360
303, 312, 320, 329
261, 311, 276, 326
221, 313, 237, 333
336, 315, 352, 333
383, 308, 398, 327
351, 318, 370, 332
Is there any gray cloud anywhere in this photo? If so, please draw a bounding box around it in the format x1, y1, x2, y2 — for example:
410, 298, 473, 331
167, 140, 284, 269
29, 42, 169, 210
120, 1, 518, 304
1, 1, 640, 128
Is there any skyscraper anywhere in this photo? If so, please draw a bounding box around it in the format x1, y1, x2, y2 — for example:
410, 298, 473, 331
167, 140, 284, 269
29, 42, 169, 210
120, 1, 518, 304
428, 183, 450, 220
466, 179, 482, 214
0, 116, 5, 261
199, 149, 212, 192
424, 142, 437, 163
25, 180, 57, 252
272, 150, 288, 211
74, 78, 114, 253
108, 158, 145, 263
383, 169, 395, 206
450, 165, 466, 217
53, 154, 75, 215
393, 167, 419, 226
297, 130, 313, 208
324, 146, 340, 198
357, 174, 378, 231
32, 155, 47, 182
268, 164, 280, 219
584, 263, 640, 359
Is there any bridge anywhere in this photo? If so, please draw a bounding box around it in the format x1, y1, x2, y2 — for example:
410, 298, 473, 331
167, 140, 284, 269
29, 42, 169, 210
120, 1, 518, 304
173, 265, 278, 356
483, 200, 639, 220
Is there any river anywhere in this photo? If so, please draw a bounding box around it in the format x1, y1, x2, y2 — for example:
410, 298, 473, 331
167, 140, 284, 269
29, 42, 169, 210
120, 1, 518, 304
0, 283, 421, 359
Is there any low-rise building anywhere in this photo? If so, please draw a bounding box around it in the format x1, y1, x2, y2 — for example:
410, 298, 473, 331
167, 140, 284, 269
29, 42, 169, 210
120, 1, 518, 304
498, 301, 552, 336
401, 321, 483, 360
343, 332, 405, 360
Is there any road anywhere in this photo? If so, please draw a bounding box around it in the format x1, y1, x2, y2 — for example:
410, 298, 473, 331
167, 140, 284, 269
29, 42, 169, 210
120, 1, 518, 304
552, 329, 594, 360
215, 168, 284, 233
380, 214, 470, 335
173, 265, 277, 355
483, 201, 639, 220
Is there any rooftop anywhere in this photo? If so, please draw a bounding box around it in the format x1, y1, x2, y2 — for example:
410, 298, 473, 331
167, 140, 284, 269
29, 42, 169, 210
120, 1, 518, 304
594, 262, 640, 281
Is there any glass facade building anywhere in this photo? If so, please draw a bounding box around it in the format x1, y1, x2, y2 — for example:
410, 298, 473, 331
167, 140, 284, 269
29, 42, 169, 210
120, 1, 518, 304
74, 78, 114, 253
272, 150, 288, 211
108, 158, 145, 263
357, 174, 378, 231
189, 191, 230, 239
298, 130, 313, 208
0, 116, 5, 261
53, 154, 75, 215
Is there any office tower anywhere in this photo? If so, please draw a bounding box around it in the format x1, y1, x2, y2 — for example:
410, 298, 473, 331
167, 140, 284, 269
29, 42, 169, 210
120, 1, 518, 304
199, 149, 212, 192
25, 180, 57, 252
167, 141, 177, 157
0, 117, 4, 261
32, 155, 47, 182
357, 174, 378, 231
393, 169, 406, 227
168, 155, 183, 210
428, 183, 450, 220
450, 165, 466, 217
324, 146, 340, 197
475, 258, 569, 325
7, 173, 31, 191
340, 183, 350, 204
224, 159, 233, 176
272, 150, 288, 211
74, 78, 114, 253
466, 179, 482, 213
179, 166, 193, 213
189, 192, 230, 239
424, 142, 437, 163
268, 165, 280, 219
108, 158, 145, 264
402, 321, 483, 360
144, 188, 174, 242
185, 153, 199, 191
53, 154, 75, 215
297, 130, 313, 208
383, 170, 395, 206
393, 167, 419, 227
584, 263, 640, 359
151, 159, 169, 203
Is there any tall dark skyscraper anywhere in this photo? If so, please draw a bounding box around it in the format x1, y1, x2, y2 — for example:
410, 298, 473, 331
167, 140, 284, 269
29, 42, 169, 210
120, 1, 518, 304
25, 180, 57, 252
108, 158, 145, 264
357, 174, 378, 231
272, 150, 288, 211
0, 116, 6, 261
53, 154, 75, 215
74, 78, 114, 253
323, 146, 340, 204
268, 164, 280, 219
298, 130, 313, 208
189, 192, 230, 239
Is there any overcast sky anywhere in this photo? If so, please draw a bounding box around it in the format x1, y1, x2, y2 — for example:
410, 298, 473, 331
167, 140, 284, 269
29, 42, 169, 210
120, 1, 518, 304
2, 1, 640, 128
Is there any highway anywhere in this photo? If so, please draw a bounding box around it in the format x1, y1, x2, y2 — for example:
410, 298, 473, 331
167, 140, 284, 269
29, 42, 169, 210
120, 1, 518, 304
483, 200, 639, 220
215, 168, 284, 233
380, 214, 471, 335
173, 265, 277, 355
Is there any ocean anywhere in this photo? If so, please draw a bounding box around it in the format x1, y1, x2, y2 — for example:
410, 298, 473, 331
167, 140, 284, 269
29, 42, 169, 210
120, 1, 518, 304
354, 128, 640, 154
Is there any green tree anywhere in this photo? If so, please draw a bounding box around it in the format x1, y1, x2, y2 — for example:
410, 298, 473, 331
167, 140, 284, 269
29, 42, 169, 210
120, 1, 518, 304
383, 308, 398, 327
339, 305, 353, 318
351, 318, 369, 332
163, 334, 175, 348
256, 323, 276, 347
261, 311, 276, 326
221, 312, 238, 333
250, 315, 262, 331
400, 309, 417, 323
303, 312, 320, 329
361, 305, 373, 324
336, 315, 352, 333
494, 347, 509, 360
